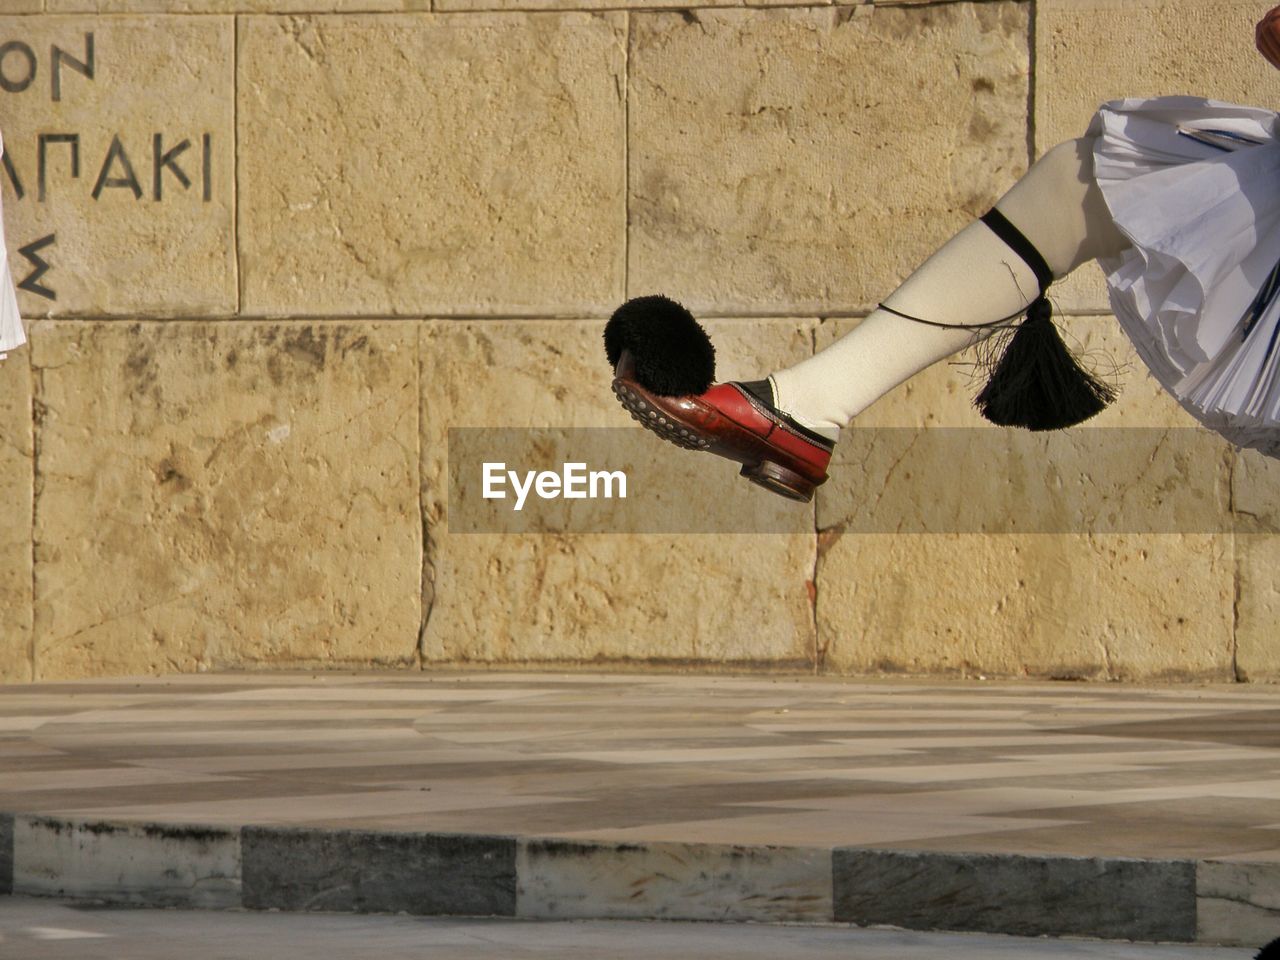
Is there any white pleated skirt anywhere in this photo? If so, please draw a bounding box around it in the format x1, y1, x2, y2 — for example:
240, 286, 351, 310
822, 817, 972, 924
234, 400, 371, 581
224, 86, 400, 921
1091, 96, 1280, 457
0, 130, 24, 363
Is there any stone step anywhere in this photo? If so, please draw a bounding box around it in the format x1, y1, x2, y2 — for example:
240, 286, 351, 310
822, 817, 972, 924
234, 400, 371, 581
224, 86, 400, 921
0, 813, 1240, 944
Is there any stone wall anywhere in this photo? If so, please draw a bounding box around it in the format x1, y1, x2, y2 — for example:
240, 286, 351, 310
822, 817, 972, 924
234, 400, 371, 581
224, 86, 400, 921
1, 0, 1278, 682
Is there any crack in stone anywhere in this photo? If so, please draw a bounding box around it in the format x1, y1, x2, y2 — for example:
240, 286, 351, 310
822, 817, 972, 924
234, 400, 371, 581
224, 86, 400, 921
55, 594, 188, 649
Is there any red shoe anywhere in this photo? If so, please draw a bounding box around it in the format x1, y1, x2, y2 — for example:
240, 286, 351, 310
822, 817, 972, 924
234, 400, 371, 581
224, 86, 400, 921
611, 351, 834, 502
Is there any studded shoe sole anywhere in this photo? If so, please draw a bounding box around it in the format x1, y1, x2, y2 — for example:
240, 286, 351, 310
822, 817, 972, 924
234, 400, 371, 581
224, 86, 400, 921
610, 360, 831, 503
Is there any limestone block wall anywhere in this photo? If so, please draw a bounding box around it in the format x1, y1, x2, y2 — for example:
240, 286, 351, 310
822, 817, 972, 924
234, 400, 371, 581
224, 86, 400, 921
1, 0, 1278, 682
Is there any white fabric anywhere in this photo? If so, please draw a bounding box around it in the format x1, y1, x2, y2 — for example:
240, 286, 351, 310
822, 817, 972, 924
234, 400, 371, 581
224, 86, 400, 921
0, 129, 24, 363
1091, 96, 1280, 457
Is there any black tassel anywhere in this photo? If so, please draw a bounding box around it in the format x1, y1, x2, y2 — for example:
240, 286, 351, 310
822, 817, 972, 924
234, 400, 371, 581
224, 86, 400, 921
1256, 937, 1280, 960
604, 295, 716, 396
973, 295, 1117, 431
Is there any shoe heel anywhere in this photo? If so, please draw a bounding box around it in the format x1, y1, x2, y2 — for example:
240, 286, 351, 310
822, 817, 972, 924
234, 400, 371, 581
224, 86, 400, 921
740, 461, 817, 503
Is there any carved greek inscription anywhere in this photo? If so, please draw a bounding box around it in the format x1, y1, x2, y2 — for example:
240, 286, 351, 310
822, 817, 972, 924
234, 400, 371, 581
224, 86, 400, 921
92, 134, 141, 199
2, 149, 23, 201
38, 134, 78, 202
0, 41, 36, 94
17, 234, 55, 301
51, 33, 93, 103
0, 33, 93, 100
0, 30, 220, 302
4, 134, 212, 203
153, 134, 189, 200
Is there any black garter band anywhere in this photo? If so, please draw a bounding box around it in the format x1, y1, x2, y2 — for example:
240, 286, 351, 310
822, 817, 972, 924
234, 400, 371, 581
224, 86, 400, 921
876, 207, 1053, 330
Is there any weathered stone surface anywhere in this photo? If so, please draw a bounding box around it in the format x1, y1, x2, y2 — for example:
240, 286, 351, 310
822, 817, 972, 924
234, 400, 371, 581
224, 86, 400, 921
816, 310, 1236, 680
242, 827, 516, 915
1235, 533, 1280, 681
629, 3, 1029, 315
1232, 448, 1280, 533
816, 531, 1234, 680
0, 350, 32, 684
1197, 860, 1280, 945
13, 817, 240, 908
238, 13, 625, 317
0, 16, 235, 316
31, 320, 420, 679
1214, 416, 1280, 682
1, 3, 1265, 688
1035, 0, 1279, 314
420, 318, 817, 667
1037, 0, 1275, 150
821, 432, 1229, 538
438, 0, 726, 12
518, 838, 832, 922
834, 849, 1197, 941
51, 0, 408, 10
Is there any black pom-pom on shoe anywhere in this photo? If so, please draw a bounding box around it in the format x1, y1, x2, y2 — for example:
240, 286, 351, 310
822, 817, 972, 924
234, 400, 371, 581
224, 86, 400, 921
604, 295, 716, 396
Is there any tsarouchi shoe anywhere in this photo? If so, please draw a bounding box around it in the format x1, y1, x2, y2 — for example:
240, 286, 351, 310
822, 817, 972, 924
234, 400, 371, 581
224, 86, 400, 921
611, 350, 834, 502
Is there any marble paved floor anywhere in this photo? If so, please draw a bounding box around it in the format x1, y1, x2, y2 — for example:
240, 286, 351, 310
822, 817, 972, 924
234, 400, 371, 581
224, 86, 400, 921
0, 897, 1256, 960
3, 672, 1280, 859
